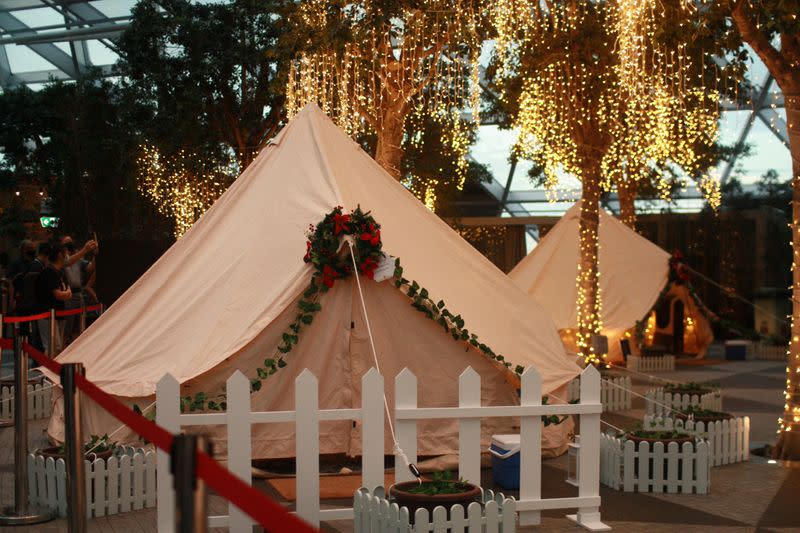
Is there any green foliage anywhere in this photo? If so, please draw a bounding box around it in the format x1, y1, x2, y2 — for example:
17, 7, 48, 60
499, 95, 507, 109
627, 428, 691, 441
678, 405, 731, 419
117, 0, 296, 167
401, 471, 473, 495
0, 78, 167, 239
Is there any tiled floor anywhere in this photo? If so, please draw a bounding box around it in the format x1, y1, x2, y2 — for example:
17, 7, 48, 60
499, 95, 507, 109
0, 355, 797, 532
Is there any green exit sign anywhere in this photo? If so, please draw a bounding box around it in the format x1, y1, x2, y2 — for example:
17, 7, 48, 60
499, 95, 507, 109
40, 216, 60, 228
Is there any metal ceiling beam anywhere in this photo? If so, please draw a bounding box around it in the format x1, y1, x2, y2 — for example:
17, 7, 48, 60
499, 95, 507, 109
0, 22, 130, 45
0, 0, 90, 11
0, 11, 77, 78
719, 74, 775, 184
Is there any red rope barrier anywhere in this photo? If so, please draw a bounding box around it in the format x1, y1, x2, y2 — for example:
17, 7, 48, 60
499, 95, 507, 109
55, 308, 84, 318
3, 312, 51, 324
3, 303, 103, 324
21, 342, 317, 532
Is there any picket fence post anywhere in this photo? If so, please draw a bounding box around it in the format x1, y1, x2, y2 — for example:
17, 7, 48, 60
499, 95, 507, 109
394, 369, 417, 484
361, 368, 384, 492
569, 365, 606, 529
227, 371, 253, 532
156, 373, 180, 533
519, 367, 542, 526
458, 367, 481, 486
295, 369, 320, 527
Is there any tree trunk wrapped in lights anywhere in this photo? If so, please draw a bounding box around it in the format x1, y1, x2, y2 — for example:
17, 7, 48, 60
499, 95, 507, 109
576, 158, 603, 363
725, 0, 800, 459
488, 0, 722, 365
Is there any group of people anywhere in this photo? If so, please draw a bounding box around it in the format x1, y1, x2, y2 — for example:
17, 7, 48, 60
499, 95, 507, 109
6, 235, 98, 355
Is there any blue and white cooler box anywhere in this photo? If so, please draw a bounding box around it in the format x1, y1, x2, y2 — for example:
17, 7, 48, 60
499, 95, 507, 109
490, 434, 521, 489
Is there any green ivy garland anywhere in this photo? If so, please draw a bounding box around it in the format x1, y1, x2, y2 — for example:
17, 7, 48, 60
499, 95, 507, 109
176, 207, 526, 413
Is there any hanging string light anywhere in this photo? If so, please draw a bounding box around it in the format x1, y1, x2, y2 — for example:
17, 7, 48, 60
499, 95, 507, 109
136, 145, 240, 238
285, 0, 485, 204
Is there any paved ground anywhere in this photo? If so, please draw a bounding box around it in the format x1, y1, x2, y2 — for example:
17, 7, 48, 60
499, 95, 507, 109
0, 353, 796, 532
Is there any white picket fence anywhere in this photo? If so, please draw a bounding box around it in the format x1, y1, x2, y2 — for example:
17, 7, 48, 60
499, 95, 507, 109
600, 434, 710, 494
626, 355, 675, 373
643, 415, 750, 466
28, 446, 157, 517
353, 486, 517, 532
156, 365, 609, 532
567, 376, 632, 412
753, 343, 787, 361
644, 387, 723, 417
0, 382, 52, 419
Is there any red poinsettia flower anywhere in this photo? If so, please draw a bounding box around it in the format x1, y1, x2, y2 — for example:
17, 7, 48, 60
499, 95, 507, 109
359, 257, 378, 279
360, 223, 381, 246
333, 213, 351, 235
303, 241, 312, 262
322, 264, 340, 288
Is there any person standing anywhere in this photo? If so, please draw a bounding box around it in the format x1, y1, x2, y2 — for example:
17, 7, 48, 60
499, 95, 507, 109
35, 242, 71, 356
61, 235, 97, 342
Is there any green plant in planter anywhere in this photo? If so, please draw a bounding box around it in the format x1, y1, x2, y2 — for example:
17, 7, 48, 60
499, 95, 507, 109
663, 381, 717, 395
58, 434, 119, 455
678, 405, 731, 419
628, 428, 691, 440
403, 471, 472, 496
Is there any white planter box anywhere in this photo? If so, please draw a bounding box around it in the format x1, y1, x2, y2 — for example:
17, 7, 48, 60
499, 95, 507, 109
627, 354, 675, 373
353, 486, 517, 532
643, 415, 750, 466
28, 446, 157, 517
567, 376, 632, 412
600, 434, 710, 494
645, 387, 722, 416
753, 343, 787, 361
0, 382, 52, 420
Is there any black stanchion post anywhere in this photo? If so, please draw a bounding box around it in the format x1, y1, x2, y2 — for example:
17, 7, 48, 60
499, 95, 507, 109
79, 305, 86, 334
0, 335, 55, 525
171, 434, 210, 533
48, 309, 56, 358
61, 362, 86, 533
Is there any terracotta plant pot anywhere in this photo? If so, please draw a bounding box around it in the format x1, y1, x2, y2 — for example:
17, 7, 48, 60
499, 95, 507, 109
390, 480, 482, 521
38, 445, 114, 462
625, 434, 694, 446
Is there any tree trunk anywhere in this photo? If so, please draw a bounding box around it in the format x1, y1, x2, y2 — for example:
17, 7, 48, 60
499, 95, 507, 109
374, 102, 407, 180
617, 179, 637, 230
776, 93, 800, 459
577, 164, 603, 365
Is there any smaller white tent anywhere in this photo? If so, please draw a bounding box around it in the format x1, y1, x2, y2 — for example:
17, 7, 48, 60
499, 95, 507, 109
45, 104, 580, 459
509, 202, 670, 362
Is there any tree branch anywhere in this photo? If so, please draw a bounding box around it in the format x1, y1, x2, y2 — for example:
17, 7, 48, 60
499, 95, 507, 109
731, 0, 793, 87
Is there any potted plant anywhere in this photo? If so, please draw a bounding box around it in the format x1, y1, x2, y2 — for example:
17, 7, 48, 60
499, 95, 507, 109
663, 381, 715, 397
389, 471, 481, 520
674, 405, 733, 424
624, 427, 694, 446
39, 434, 119, 461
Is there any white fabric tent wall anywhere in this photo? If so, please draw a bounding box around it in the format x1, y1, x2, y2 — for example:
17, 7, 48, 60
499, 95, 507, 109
46, 104, 579, 458
509, 202, 671, 362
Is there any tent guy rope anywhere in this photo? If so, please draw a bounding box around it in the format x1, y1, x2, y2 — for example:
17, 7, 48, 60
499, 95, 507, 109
346, 239, 420, 480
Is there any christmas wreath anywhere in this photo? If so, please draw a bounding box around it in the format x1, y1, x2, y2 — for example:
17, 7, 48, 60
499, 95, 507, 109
303, 206, 383, 288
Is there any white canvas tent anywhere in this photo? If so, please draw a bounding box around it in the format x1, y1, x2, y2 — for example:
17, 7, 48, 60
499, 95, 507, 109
46, 104, 579, 459
509, 202, 670, 363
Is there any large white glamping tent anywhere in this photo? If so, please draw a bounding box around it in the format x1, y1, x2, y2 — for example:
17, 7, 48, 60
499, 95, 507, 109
46, 104, 580, 459
509, 202, 713, 363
